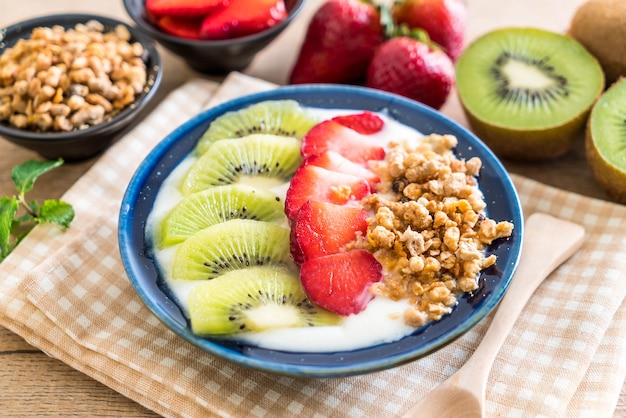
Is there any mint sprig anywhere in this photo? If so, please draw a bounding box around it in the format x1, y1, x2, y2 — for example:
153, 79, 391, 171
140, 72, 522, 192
0, 159, 75, 261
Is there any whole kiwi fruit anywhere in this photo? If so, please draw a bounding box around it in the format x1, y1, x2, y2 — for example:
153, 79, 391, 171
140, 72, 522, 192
569, 0, 626, 86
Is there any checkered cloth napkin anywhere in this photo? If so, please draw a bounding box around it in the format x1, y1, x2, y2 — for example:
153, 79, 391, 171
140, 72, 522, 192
0, 72, 624, 417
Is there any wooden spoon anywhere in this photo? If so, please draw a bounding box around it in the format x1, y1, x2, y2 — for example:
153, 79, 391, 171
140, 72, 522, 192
402, 212, 585, 418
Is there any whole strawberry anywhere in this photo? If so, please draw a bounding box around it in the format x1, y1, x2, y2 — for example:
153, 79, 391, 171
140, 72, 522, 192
392, 0, 467, 61
289, 0, 385, 84
366, 36, 454, 110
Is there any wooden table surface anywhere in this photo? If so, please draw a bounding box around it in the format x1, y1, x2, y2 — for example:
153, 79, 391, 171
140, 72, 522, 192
0, 0, 624, 416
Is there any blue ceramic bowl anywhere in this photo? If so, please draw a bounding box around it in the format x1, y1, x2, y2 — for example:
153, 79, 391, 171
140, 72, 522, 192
0, 13, 162, 161
119, 85, 523, 377
123, 0, 305, 74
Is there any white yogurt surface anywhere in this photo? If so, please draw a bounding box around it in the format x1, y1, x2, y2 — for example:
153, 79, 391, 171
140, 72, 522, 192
147, 107, 424, 353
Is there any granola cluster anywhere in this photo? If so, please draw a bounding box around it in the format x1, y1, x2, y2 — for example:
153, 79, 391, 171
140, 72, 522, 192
0, 20, 147, 132
355, 134, 514, 328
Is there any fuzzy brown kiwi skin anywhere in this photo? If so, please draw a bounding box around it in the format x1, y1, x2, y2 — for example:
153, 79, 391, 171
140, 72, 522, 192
585, 79, 626, 204
569, 0, 626, 86
461, 101, 599, 161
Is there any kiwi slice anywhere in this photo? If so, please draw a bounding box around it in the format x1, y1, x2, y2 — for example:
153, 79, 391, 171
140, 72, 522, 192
194, 100, 319, 156
585, 79, 626, 204
180, 134, 302, 195
455, 27, 604, 160
158, 184, 286, 247
188, 266, 341, 335
172, 219, 293, 281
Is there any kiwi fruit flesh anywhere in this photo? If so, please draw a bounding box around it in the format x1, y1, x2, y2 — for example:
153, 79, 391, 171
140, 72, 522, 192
569, 0, 626, 86
180, 133, 302, 195
585, 78, 626, 204
194, 99, 320, 156
455, 27, 604, 160
158, 184, 286, 247
172, 219, 293, 281
187, 266, 341, 335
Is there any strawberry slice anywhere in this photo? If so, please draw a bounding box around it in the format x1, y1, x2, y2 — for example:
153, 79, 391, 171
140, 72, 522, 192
290, 201, 368, 265
332, 111, 384, 134
284, 165, 370, 220
301, 120, 385, 164
200, 0, 287, 40
155, 16, 203, 39
146, 0, 229, 18
300, 250, 383, 316
304, 151, 380, 190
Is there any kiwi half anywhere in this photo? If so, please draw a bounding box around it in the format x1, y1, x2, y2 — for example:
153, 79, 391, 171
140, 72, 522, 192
181, 133, 302, 195
158, 184, 286, 247
188, 266, 341, 335
455, 27, 604, 160
585, 78, 626, 204
194, 100, 320, 156
172, 219, 293, 281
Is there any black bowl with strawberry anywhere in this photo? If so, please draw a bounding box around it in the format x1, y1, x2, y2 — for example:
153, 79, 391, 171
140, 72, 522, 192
119, 84, 523, 377
123, 0, 305, 74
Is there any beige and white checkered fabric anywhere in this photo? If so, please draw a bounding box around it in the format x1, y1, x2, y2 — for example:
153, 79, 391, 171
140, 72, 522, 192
0, 73, 624, 417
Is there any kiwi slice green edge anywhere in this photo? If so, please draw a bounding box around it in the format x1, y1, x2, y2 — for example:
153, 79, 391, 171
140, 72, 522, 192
188, 266, 341, 335
194, 99, 320, 156
455, 27, 605, 160
172, 219, 293, 281
180, 133, 302, 195
157, 184, 286, 247
585, 78, 626, 203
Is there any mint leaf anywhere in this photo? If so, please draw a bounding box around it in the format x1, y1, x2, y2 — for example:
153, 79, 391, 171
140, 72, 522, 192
0, 196, 19, 259
1, 159, 74, 261
38, 199, 75, 228
12, 159, 64, 195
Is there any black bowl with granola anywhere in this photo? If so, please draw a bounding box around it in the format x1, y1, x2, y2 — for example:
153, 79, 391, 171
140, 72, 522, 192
0, 14, 162, 161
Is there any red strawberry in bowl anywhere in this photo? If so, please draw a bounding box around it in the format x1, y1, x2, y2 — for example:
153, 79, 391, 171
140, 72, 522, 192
200, 0, 287, 40
391, 0, 467, 61
284, 165, 370, 220
301, 119, 386, 164
155, 15, 204, 39
300, 250, 383, 316
332, 111, 384, 135
289, 0, 385, 84
304, 151, 380, 190
366, 36, 455, 110
146, 0, 229, 18
290, 200, 369, 265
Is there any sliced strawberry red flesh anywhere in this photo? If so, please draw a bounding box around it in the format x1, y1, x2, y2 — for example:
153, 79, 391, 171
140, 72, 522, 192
300, 250, 383, 316
284, 165, 370, 220
332, 111, 384, 135
303, 151, 380, 190
290, 200, 369, 265
301, 120, 386, 164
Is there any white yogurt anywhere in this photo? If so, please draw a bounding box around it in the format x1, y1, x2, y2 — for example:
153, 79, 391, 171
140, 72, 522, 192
147, 107, 424, 352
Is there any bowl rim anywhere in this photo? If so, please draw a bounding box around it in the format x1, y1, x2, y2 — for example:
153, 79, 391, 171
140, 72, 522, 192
0, 13, 163, 141
122, 0, 306, 46
119, 84, 524, 377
